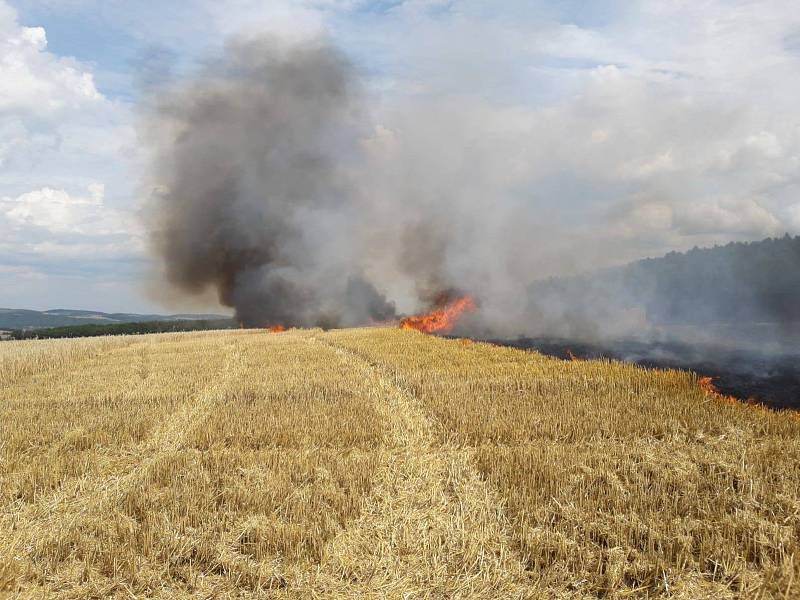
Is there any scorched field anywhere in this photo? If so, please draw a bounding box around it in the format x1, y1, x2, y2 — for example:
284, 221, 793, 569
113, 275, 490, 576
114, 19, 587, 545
1, 328, 799, 599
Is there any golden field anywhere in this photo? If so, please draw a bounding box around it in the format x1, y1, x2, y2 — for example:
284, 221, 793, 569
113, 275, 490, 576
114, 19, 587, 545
1, 328, 798, 599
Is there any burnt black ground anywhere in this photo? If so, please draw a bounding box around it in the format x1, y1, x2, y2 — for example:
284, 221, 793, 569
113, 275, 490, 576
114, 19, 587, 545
480, 337, 800, 411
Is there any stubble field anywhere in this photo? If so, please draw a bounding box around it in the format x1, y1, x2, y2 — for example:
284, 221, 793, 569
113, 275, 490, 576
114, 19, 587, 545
1, 328, 798, 599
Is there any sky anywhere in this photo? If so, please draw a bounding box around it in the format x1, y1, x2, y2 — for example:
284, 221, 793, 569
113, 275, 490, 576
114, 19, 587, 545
1, 0, 800, 313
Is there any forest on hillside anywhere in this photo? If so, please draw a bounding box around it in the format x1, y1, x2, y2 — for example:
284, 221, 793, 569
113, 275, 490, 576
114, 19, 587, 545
4, 319, 237, 340
527, 235, 800, 335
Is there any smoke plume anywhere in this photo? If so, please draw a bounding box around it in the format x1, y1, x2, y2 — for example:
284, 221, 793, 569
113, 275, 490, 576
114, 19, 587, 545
144, 35, 399, 327
143, 32, 799, 344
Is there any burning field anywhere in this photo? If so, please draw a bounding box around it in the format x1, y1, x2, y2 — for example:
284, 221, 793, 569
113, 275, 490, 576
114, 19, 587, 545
2, 327, 799, 598
399, 295, 477, 334
17, 39, 800, 591
139, 32, 800, 425
490, 336, 800, 412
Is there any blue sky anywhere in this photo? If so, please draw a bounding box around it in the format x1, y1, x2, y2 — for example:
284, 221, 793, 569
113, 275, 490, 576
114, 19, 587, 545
2, 1, 800, 313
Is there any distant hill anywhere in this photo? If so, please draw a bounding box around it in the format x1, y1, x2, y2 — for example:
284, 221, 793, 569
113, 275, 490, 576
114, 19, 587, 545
527, 235, 800, 339
0, 308, 230, 331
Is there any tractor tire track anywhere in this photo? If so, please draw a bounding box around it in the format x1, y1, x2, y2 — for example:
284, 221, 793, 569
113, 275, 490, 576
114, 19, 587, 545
296, 333, 532, 599
1, 338, 245, 593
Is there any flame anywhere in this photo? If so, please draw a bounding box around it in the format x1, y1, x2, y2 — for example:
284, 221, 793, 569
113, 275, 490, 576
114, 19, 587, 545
698, 375, 744, 407
400, 295, 477, 334
698, 376, 724, 398
267, 325, 287, 333
697, 375, 779, 415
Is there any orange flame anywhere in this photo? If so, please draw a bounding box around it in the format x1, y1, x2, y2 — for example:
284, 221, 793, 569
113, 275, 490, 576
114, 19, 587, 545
697, 375, 778, 415
267, 325, 287, 333
698, 375, 746, 407
400, 295, 477, 334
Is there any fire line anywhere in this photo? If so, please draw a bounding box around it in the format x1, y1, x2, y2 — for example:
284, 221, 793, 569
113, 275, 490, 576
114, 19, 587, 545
399, 295, 476, 334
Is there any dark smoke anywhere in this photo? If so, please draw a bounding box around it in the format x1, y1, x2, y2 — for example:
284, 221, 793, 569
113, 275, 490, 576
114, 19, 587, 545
142, 31, 800, 362
398, 221, 456, 305
143, 35, 397, 327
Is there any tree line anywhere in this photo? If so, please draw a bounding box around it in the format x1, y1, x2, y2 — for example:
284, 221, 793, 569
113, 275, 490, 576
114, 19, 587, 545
6, 319, 238, 340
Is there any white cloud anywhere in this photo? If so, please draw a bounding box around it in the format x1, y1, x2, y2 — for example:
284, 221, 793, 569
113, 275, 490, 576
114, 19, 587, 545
0, 264, 44, 279
0, 182, 142, 269
1, 183, 132, 236
0, 1, 143, 294
0, 1, 134, 178
203, 0, 329, 40
676, 198, 783, 237
612, 197, 783, 240
0, 15, 101, 116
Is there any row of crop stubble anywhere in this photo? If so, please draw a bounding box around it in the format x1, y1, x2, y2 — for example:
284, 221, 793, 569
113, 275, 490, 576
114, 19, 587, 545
1, 327, 799, 598
323, 327, 800, 598
0, 330, 382, 597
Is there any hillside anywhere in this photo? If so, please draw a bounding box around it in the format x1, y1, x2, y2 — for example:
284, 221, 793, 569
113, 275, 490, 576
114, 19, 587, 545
1, 328, 798, 598
527, 235, 800, 339
0, 308, 229, 331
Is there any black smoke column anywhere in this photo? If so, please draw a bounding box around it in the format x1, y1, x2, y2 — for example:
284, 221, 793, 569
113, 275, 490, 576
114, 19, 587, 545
144, 35, 394, 327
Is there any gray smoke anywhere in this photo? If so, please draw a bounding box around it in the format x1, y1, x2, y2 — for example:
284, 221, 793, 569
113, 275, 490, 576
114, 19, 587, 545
524, 235, 800, 349
142, 33, 799, 345
143, 35, 398, 327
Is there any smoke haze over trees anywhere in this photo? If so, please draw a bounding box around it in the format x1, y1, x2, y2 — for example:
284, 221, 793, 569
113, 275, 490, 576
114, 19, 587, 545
527, 235, 800, 342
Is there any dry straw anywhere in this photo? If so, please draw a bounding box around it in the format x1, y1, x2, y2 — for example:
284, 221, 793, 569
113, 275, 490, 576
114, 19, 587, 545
1, 327, 798, 598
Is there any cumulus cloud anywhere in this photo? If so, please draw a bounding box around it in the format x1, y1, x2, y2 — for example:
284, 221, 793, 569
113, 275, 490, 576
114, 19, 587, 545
0, 3, 108, 168
2, 184, 132, 236
0, 23, 101, 115
0, 183, 141, 262
609, 196, 783, 241
0, 0, 142, 309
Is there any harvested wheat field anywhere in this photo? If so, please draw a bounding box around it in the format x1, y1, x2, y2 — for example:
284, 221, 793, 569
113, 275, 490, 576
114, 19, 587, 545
1, 328, 799, 599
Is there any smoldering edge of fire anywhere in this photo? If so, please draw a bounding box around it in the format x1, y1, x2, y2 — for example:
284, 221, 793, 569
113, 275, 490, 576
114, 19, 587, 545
141, 33, 800, 344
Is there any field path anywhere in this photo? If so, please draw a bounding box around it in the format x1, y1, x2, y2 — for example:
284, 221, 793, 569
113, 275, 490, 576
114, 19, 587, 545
298, 332, 532, 599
